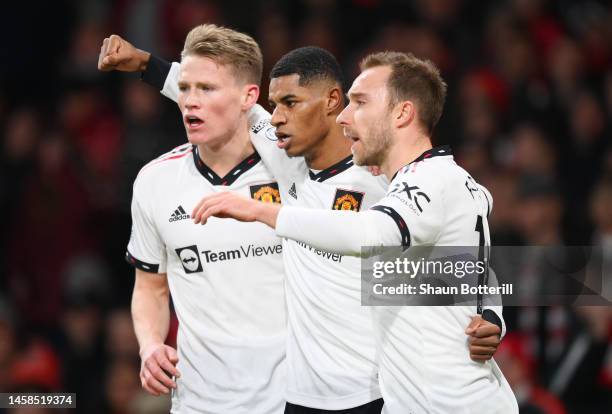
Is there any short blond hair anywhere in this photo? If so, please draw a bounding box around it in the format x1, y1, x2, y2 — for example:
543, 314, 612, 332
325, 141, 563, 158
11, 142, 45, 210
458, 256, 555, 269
181, 24, 263, 85
360, 51, 447, 135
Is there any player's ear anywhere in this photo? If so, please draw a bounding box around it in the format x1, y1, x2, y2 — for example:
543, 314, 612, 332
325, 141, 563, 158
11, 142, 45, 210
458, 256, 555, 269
241, 84, 260, 111
394, 100, 415, 128
326, 86, 343, 115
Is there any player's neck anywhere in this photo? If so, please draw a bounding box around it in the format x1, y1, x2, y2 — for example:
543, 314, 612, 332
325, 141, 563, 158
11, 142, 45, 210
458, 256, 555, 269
305, 125, 352, 170
381, 133, 432, 180
196, 123, 255, 178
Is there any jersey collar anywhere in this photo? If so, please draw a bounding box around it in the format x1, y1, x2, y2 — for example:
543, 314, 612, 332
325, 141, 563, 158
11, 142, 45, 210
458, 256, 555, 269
192, 145, 261, 186
308, 155, 354, 182
391, 145, 453, 181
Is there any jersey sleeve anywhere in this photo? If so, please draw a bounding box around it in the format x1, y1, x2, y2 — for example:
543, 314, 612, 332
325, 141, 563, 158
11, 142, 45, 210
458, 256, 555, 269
126, 176, 167, 274
160, 61, 181, 102
371, 171, 445, 247
476, 191, 506, 336
276, 171, 444, 254
481, 266, 506, 337
275, 206, 403, 256
139, 54, 179, 102
141, 54, 172, 92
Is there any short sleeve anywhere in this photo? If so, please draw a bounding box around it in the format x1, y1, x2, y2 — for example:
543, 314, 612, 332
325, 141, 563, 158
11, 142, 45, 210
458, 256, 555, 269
126, 177, 167, 273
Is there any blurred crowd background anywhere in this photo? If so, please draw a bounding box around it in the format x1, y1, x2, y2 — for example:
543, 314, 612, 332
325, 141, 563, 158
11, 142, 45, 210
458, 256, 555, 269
1, 0, 611, 413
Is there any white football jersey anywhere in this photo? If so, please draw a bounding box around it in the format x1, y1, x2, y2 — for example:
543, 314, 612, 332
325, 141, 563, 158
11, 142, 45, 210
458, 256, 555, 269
276, 148, 517, 413
127, 142, 286, 414
249, 106, 388, 409
371, 148, 517, 414
161, 63, 387, 409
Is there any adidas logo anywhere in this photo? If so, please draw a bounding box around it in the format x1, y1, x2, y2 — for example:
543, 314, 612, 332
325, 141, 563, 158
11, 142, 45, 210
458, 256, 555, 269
289, 183, 297, 199
169, 205, 190, 222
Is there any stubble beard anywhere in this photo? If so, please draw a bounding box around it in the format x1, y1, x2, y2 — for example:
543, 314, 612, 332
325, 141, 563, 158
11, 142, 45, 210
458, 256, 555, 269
353, 121, 393, 167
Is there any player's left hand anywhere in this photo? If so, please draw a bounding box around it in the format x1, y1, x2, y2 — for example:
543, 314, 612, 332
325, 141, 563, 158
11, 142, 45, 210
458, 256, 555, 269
465, 315, 501, 362
192, 192, 281, 227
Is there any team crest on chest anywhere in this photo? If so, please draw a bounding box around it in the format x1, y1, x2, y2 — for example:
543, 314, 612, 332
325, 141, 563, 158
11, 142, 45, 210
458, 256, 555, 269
250, 182, 282, 204
332, 189, 364, 212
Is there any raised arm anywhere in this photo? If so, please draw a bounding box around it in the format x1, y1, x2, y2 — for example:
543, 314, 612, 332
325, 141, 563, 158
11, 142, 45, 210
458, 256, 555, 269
97, 35, 302, 189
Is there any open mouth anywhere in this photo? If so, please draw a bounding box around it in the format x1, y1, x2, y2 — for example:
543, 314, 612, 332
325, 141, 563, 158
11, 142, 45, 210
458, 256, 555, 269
185, 114, 204, 129
275, 131, 292, 149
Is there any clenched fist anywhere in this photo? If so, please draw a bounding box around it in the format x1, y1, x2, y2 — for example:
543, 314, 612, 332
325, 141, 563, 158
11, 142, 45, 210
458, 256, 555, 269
98, 34, 150, 72
465, 315, 502, 362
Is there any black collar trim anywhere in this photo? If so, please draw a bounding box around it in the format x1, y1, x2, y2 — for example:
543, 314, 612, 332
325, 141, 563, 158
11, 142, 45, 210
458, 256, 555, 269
192, 145, 261, 186
309, 155, 354, 182
391, 145, 452, 181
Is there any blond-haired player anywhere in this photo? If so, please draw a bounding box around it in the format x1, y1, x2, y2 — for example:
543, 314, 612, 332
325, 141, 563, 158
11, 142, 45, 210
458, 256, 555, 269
124, 25, 286, 413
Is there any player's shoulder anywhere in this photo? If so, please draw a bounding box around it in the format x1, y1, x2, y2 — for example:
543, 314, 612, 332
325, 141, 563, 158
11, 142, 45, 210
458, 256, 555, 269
134, 143, 194, 190
138, 143, 194, 177
426, 156, 492, 204
397, 150, 494, 214
392, 157, 448, 192
388, 147, 467, 204
399, 146, 471, 185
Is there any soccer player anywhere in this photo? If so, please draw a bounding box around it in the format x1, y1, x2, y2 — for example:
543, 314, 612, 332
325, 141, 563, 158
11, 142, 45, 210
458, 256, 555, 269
100, 35, 506, 413
191, 52, 519, 413
123, 25, 287, 413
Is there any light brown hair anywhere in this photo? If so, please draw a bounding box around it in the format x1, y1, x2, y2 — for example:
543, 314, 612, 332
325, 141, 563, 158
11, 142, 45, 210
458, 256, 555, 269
181, 24, 263, 85
360, 51, 447, 134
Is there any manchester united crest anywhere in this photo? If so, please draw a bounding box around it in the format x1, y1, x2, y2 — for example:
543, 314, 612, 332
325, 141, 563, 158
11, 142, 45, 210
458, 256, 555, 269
332, 189, 365, 211
250, 182, 282, 204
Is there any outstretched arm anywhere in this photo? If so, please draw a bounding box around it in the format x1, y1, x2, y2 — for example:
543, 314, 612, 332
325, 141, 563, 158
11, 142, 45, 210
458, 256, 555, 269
191, 192, 402, 256
191, 191, 507, 348
97, 35, 297, 185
